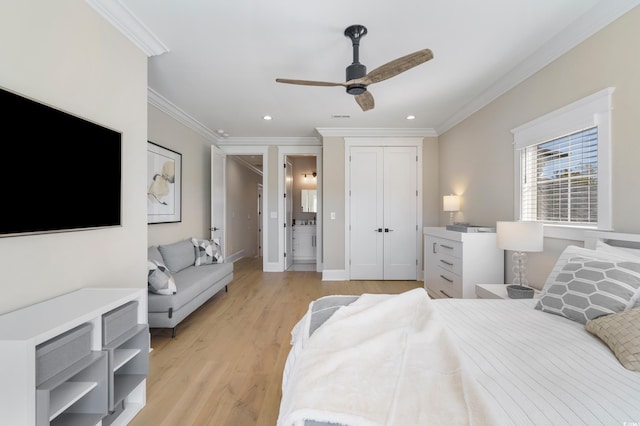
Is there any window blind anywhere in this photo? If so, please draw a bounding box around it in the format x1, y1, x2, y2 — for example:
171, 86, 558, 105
521, 127, 598, 225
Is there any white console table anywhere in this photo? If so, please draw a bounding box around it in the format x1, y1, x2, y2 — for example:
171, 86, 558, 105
0, 288, 148, 426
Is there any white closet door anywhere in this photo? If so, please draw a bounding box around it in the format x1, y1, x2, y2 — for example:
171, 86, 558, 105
349, 147, 384, 279
383, 146, 417, 279
349, 146, 417, 280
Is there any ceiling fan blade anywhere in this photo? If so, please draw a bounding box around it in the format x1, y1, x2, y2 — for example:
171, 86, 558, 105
275, 78, 346, 87
355, 91, 374, 111
361, 49, 433, 85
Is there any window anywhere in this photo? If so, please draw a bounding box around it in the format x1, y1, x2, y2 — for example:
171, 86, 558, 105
521, 127, 597, 225
512, 88, 613, 231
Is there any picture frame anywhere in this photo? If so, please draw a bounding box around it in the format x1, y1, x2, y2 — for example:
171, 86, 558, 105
147, 141, 182, 224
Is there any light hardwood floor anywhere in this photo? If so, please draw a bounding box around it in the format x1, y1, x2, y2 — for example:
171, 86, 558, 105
130, 257, 422, 426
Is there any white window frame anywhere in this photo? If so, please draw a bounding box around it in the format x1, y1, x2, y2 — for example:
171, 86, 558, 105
511, 87, 614, 240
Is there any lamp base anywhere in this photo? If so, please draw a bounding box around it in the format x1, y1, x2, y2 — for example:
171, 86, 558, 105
506, 285, 534, 299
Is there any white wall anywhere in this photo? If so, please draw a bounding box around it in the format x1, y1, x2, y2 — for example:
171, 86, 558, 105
0, 0, 148, 313
438, 6, 640, 288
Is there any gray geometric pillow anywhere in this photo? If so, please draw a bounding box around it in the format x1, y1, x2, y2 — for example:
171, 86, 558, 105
535, 252, 640, 324
192, 238, 223, 266
147, 259, 177, 295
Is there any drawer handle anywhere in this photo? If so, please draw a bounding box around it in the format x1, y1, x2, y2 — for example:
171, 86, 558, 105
440, 244, 454, 250
440, 290, 452, 298
440, 274, 453, 283
439, 259, 453, 266
432, 242, 437, 253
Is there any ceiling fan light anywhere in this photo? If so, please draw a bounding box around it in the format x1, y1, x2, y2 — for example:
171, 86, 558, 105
346, 84, 367, 95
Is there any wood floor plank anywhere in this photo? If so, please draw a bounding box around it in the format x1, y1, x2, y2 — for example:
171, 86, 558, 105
130, 257, 422, 425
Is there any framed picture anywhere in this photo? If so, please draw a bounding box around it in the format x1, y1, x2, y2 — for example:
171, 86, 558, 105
147, 141, 182, 223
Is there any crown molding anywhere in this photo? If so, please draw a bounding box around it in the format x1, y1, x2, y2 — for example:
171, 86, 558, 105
315, 128, 438, 138
86, 0, 169, 57
435, 0, 640, 135
148, 88, 220, 143
218, 137, 321, 146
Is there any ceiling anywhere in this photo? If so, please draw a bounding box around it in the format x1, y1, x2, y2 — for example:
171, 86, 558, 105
103, 0, 635, 142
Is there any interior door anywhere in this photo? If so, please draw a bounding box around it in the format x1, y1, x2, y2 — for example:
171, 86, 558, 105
349, 146, 417, 280
211, 146, 226, 259
383, 147, 417, 279
349, 147, 384, 279
285, 159, 294, 270
257, 184, 263, 257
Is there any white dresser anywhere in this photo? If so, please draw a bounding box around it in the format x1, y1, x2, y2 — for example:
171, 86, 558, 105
292, 225, 316, 263
423, 227, 504, 299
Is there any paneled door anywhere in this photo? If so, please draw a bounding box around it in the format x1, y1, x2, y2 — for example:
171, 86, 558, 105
211, 146, 226, 259
285, 159, 294, 270
349, 146, 417, 280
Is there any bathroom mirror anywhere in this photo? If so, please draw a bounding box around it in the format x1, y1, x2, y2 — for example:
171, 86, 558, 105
301, 189, 317, 213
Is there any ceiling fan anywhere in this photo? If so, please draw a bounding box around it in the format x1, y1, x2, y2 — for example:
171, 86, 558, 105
275, 25, 433, 112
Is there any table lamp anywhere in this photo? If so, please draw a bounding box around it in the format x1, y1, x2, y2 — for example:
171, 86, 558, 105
496, 221, 544, 297
443, 195, 460, 225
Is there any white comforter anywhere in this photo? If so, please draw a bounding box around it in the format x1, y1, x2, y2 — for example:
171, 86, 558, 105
277, 288, 495, 426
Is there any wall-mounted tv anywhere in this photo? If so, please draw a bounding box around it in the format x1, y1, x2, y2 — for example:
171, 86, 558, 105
1, 86, 122, 237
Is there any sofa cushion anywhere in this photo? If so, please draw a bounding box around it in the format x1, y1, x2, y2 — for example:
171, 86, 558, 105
147, 262, 233, 312
192, 238, 223, 266
148, 246, 164, 264
158, 240, 196, 273
147, 259, 177, 295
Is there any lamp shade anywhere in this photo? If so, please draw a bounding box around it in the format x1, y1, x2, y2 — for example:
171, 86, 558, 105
443, 195, 460, 212
496, 221, 544, 252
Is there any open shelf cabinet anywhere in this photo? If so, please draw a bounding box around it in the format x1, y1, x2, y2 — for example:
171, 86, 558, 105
0, 288, 148, 425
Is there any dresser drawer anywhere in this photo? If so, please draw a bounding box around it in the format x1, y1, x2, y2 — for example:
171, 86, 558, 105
428, 237, 462, 259
426, 267, 462, 299
433, 251, 462, 275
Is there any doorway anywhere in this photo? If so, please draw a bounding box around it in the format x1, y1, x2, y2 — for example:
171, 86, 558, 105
216, 145, 269, 269
278, 146, 322, 272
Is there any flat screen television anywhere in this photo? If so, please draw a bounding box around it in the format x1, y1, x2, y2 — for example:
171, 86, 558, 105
1, 86, 122, 237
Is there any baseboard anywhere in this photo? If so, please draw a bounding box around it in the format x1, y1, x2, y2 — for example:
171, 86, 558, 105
264, 261, 281, 272
321, 269, 348, 281
226, 249, 245, 264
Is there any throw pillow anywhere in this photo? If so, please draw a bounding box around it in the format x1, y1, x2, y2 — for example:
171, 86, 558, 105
585, 307, 640, 372
535, 245, 640, 324
192, 238, 223, 266
148, 259, 177, 295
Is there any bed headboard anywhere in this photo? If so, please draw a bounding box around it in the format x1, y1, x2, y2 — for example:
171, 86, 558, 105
583, 230, 640, 250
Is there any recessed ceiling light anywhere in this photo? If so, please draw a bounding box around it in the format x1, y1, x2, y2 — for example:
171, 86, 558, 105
406, 115, 416, 120
217, 129, 225, 134
263, 115, 272, 120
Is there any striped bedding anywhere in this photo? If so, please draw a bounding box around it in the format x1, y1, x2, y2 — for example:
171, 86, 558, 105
435, 298, 640, 425
280, 296, 640, 426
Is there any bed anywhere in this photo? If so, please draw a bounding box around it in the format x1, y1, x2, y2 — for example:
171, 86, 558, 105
277, 231, 640, 426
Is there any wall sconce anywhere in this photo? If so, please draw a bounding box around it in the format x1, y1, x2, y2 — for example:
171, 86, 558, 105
443, 194, 460, 225
303, 172, 317, 182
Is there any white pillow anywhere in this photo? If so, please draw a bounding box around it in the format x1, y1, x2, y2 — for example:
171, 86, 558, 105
595, 239, 640, 259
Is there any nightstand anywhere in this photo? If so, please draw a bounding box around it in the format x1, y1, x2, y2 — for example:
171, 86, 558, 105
476, 284, 541, 300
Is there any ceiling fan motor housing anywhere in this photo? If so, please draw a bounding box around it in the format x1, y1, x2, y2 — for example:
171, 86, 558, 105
344, 25, 368, 95
346, 63, 367, 95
